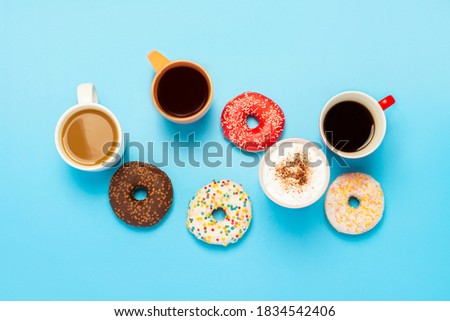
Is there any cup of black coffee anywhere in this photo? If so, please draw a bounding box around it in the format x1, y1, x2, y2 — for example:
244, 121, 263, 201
148, 50, 213, 124
319, 91, 395, 158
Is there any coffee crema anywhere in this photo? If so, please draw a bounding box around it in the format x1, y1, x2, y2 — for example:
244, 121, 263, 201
323, 101, 375, 153
156, 66, 209, 117
61, 109, 119, 166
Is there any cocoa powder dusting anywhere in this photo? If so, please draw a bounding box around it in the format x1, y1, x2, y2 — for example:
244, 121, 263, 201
275, 153, 311, 192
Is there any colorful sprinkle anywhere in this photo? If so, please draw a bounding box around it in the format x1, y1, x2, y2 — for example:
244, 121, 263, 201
325, 172, 384, 235
186, 179, 252, 246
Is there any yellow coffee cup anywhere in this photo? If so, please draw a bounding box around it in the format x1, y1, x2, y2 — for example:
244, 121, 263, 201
148, 50, 213, 124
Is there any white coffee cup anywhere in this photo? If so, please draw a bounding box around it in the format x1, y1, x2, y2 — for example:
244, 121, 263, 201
259, 138, 330, 208
319, 91, 395, 159
55, 83, 124, 171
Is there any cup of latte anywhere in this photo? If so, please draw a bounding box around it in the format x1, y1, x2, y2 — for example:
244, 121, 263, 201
259, 138, 330, 208
55, 83, 124, 171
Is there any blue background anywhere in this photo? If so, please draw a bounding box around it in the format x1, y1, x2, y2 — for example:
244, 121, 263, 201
1, 0, 449, 300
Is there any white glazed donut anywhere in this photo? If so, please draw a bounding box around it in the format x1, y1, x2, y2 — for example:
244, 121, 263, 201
186, 179, 252, 246
325, 172, 384, 235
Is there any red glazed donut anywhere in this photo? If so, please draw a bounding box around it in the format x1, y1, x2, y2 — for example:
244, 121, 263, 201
221, 92, 285, 152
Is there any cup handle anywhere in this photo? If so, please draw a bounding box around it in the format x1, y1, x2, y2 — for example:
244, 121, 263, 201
77, 83, 98, 104
378, 95, 395, 110
147, 50, 170, 73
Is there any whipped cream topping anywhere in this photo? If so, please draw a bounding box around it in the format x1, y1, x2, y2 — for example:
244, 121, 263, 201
260, 140, 329, 207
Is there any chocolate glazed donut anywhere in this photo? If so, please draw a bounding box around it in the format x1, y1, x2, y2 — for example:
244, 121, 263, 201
109, 162, 173, 227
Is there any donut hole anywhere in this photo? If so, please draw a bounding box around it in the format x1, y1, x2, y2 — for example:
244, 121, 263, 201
133, 187, 148, 201
348, 196, 360, 208
211, 208, 226, 221
246, 115, 259, 129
